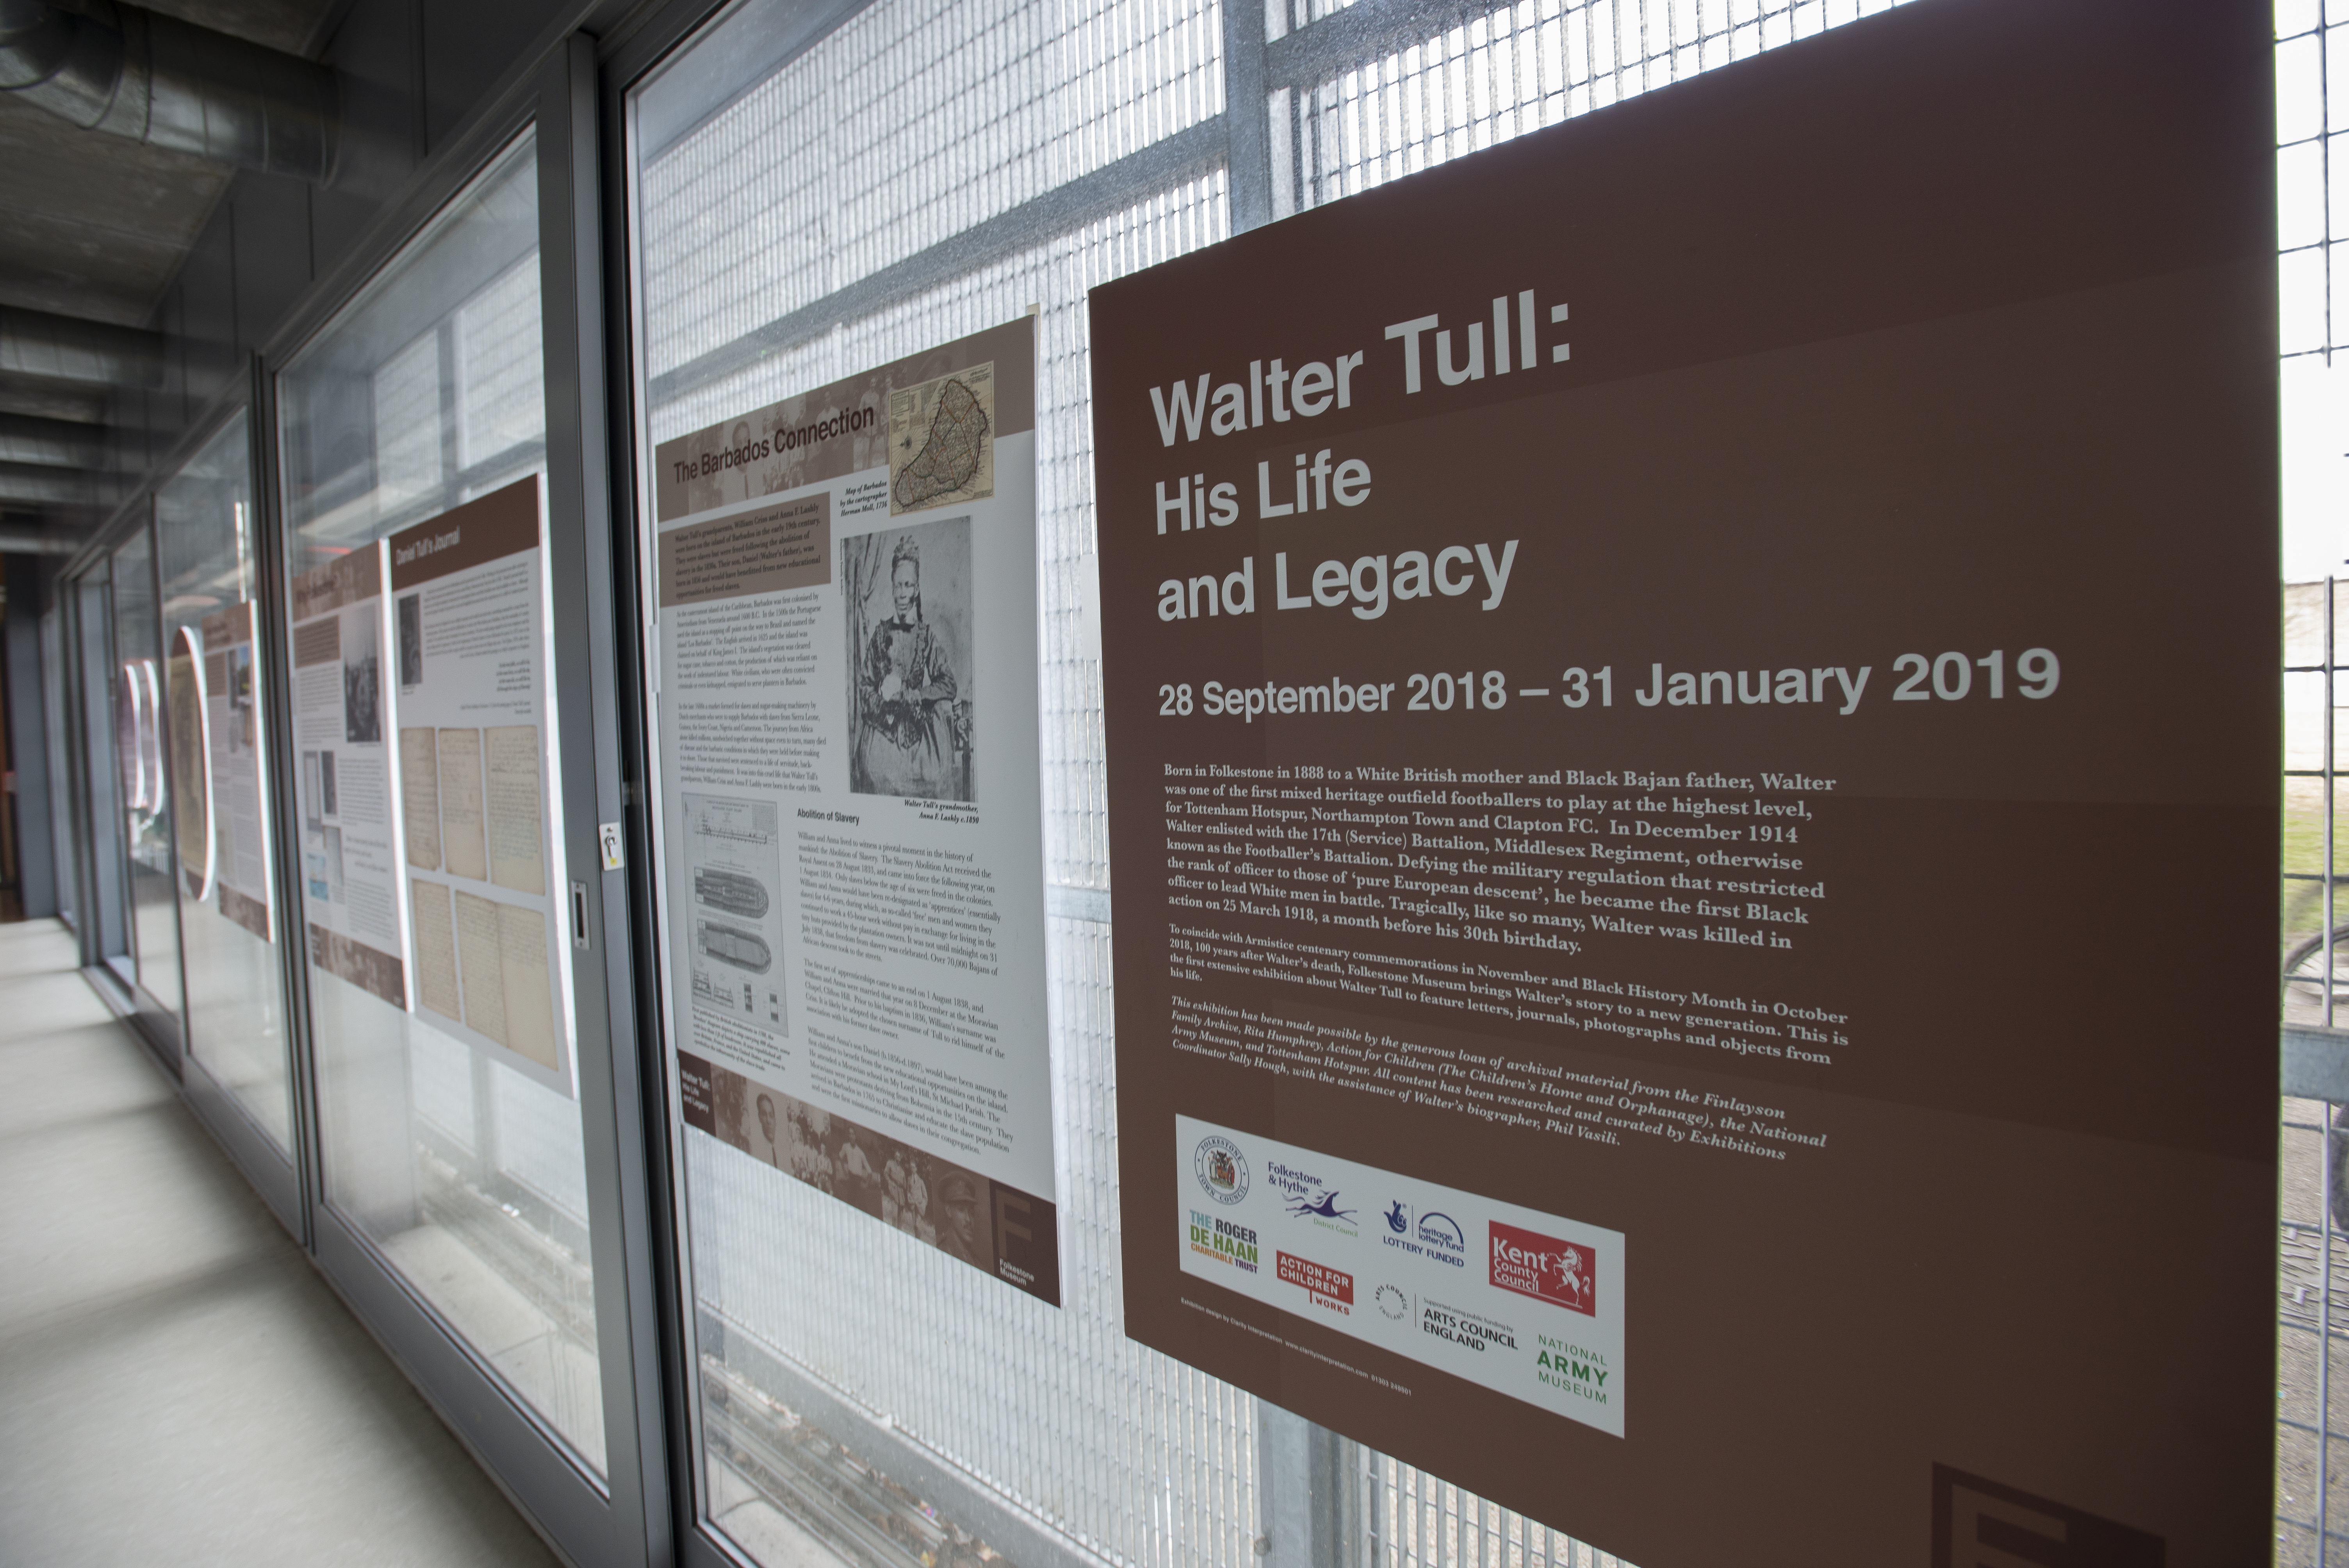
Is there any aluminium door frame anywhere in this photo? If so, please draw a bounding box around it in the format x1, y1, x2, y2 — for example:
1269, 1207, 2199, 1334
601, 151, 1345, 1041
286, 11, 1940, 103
591, 5, 823, 1562
97, 506, 189, 1067
246, 25, 674, 1568
152, 376, 312, 1238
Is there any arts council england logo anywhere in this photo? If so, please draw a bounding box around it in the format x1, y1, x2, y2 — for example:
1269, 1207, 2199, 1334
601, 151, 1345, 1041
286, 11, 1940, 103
1194, 1135, 1250, 1205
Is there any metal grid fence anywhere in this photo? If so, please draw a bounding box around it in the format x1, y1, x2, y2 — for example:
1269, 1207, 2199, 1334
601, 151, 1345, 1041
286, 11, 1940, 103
1355, 1458, 1630, 1568
2279, 0, 2349, 1557
1271, 0, 1911, 218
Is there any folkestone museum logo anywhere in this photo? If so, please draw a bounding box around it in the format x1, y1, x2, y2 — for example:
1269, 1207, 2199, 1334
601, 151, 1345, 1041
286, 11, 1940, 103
1194, 1134, 1249, 1205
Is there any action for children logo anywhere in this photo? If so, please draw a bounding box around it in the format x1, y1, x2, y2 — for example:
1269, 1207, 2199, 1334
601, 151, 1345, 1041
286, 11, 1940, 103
1276, 1251, 1354, 1314
1194, 1135, 1249, 1205
1489, 1221, 1596, 1317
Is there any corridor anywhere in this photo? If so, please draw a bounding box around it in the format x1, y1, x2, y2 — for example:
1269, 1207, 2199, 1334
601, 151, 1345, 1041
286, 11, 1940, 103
0, 919, 558, 1566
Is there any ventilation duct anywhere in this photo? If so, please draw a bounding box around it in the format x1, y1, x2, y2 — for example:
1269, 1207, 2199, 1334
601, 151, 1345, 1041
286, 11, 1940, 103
0, 0, 337, 181
0, 306, 162, 387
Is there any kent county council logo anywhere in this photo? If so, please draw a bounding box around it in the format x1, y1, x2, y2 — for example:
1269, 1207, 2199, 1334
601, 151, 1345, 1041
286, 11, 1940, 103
1194, 1136, 1250, 1205
1489, 1221, 1597, 1318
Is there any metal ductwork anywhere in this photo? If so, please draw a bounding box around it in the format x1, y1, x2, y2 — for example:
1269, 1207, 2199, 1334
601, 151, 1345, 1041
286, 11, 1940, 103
0, 305, 162, 387
0, 0, 337, 181
0, 410, 107, 468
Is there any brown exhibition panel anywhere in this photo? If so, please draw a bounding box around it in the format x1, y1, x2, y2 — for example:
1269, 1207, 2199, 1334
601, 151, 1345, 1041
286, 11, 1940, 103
1090, 0, 2275, 1560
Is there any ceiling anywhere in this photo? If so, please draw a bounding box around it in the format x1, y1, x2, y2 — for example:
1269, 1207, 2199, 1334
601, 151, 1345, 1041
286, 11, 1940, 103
0, 0, 338, 542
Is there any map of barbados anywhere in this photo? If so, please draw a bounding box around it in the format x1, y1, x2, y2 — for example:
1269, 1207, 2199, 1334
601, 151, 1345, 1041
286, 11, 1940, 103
889, 362, 994, 513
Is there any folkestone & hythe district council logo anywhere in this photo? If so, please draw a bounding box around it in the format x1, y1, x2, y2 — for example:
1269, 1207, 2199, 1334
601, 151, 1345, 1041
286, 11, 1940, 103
1194, 1135, 1250, 1205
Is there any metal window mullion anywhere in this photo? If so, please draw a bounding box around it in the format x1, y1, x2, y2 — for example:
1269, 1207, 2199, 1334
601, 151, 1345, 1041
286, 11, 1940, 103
2326, 572, 2338, 1566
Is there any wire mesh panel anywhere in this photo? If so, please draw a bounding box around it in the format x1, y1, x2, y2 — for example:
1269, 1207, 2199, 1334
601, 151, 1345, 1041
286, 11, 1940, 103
2278, 0, 2349, 1557
1270, 0, 1913, 218
1350, 1456, 1631, 1568
631, 7, 1265, 1566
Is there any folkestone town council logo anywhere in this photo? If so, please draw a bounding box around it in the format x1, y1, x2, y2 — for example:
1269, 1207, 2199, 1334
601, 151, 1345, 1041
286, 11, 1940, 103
1194, 1135, 1249, 1205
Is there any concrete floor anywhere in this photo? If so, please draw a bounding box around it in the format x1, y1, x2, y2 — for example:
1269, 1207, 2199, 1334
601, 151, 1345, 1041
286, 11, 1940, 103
0, 918, 563, 1567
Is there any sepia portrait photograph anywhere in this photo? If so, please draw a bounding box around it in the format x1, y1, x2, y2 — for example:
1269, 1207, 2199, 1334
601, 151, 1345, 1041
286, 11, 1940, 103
841, 515, 973, 802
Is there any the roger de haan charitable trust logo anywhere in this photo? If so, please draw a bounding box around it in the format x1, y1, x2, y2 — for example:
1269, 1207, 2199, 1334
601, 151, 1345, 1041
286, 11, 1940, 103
1489, 1221, 1596, 1318
1194, 1135, 1249, 1205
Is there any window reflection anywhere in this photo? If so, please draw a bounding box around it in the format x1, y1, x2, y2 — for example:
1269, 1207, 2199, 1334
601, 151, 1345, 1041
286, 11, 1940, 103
277, 131, 606, 1475
158, 412, 295, 1150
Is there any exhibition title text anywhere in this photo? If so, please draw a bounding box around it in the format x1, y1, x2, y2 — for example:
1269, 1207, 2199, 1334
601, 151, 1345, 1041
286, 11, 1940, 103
1141, 289, 1568, 623
668, 403, 877, 485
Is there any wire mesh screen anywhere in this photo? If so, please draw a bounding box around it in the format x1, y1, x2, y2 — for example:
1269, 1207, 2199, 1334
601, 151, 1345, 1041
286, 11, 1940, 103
653, 182, 1262, 1568
1352, 1459, 1629, 1568
2279, 1, 2349, 1559
637, 0, 1224, 394
1270, 0, 1913, 217
633, 5, 1271, 1563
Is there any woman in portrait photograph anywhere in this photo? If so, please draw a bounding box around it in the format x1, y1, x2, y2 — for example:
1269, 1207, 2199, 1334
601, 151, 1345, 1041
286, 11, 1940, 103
856, 537, 968, 799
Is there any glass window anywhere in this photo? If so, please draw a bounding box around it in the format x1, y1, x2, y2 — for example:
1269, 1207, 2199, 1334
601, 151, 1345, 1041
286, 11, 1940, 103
625, 0, 1916, 1563
157, 411, 294, 1150
277, 132, 607, 1475
629, 5, 1255, 1565
112, 521, 184, 1029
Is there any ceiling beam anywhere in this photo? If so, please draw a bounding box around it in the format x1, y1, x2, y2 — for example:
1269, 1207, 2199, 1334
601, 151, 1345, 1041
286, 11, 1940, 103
0, 410, 107, 469
0, 305, 163, 388
0, 458, 93, 506
0, 527, 85, 556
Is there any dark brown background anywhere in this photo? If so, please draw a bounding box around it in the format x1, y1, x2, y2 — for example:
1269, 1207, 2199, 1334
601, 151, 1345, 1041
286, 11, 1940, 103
388, 476, 542, 590
1091, 0, 2276, 1561
651, 317, 1035, 524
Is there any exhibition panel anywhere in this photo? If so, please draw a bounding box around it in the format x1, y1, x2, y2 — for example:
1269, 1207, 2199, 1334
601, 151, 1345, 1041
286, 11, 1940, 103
1094, 1, 2273, 1558
275, 132, 614, 1477
157, 411, 297, 1156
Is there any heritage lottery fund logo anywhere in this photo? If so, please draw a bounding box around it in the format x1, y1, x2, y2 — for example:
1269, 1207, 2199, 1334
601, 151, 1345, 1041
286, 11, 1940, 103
1194, 1135, 1248, 1204
1489, 1221, 1595, 1317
